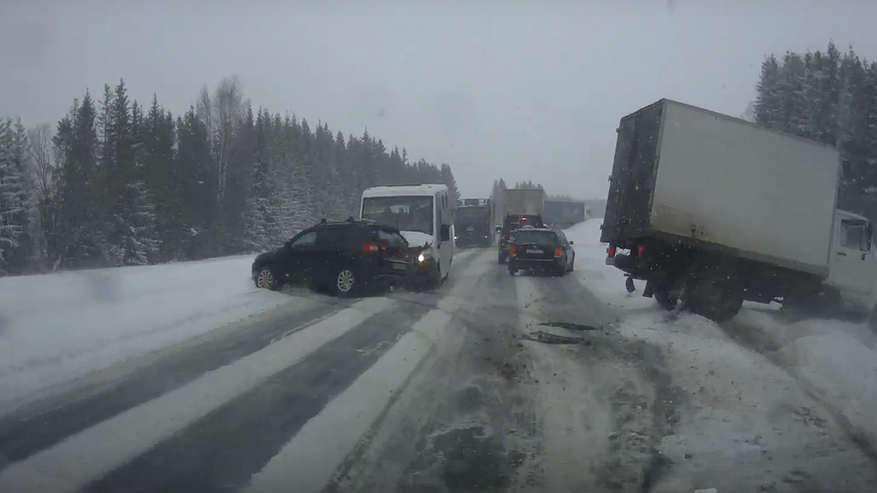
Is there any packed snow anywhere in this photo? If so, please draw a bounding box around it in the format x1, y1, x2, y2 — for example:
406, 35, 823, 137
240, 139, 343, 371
564, 219, 651, 310
0, 255, 290, 407
564, 217, 877, 465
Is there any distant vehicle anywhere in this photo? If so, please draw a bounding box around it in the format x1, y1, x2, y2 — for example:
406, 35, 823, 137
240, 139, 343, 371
360, 184, 454, 288
498, 214, 544, 264
507, 227, 575, 276
251, 218, 411, 296
455, 198, 492, 247
543, 199, 587, 228
603, 98, 877, 323
496, 188, 547, 264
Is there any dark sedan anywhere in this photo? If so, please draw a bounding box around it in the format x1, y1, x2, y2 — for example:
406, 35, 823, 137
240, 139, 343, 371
507, 227, 575, 276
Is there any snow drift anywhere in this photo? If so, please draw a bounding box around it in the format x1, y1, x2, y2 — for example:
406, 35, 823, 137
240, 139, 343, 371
565, 218, 877, 455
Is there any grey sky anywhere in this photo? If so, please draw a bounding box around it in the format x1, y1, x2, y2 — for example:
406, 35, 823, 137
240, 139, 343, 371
2, 0, 876, 199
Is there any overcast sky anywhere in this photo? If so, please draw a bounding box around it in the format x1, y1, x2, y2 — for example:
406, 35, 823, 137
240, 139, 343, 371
2, 0, 876, 199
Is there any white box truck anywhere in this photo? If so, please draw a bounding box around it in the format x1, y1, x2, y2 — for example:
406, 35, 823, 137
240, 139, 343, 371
603, 99, 877, 322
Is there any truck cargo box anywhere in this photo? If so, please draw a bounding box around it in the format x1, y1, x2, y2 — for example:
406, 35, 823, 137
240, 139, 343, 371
601, 99, 840, 277
502, 189, 546, 216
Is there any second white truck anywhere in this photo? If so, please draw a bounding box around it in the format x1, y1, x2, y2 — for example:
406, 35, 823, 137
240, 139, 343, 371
603, 98, 877, 323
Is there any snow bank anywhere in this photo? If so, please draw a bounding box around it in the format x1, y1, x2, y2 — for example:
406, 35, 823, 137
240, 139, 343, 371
0, 255, 290, 405
565, 219, 877, 477
564, 219, 653, 310
734, 309, 877, 445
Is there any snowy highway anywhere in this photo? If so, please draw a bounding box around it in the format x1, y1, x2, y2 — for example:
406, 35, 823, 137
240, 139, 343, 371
1, 221, 877, 492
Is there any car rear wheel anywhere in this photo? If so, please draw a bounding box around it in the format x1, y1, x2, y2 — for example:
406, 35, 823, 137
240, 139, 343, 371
334, 268, 357, 297
255, 267, 278, 290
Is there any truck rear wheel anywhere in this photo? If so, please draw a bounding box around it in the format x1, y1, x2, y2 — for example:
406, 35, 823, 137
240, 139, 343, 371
653, 283, 678, 311
687, 263, 744, 323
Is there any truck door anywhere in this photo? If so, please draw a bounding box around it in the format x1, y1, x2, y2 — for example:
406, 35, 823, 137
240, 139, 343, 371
828, 218, 875, 303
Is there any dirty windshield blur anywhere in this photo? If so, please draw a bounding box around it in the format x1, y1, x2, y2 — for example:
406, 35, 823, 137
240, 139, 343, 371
361, 196, 434, 235
5, 2, 877, 493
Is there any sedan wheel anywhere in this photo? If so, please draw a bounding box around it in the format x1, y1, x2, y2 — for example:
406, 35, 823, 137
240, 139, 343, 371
256, 268, 276, 290
335, 268, 356, 296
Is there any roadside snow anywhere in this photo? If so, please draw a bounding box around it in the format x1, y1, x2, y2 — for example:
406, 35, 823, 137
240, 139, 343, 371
565, 218, 877, 487
0, 255, 290, 406
734, 308, 877, 446
564, 219, 652, 310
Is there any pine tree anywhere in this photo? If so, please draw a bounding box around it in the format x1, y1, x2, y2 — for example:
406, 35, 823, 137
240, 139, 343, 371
754, 55, 783, 128
144, 95, 181, 260
440, 163, 460, 202
177, 107, 218, 259
243, 110, 280, 251
0, 119, 26, 275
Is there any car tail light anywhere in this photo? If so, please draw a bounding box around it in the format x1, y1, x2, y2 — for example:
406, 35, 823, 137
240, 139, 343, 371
362, 243, 379, 253
510, 245, 517, 256
501, 233, 506, 239
637, 245, 645, 256
554, 247, 562, 258
607, 245, 616, 257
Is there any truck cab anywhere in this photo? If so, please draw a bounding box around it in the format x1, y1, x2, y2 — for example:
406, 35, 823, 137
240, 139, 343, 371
826, 210, 877, 319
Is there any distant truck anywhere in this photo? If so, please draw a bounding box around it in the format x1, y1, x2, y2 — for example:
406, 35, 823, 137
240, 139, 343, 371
454, 198, 492, 247
496, 188, 547, 264
602, 98, 877, 323
543, 199, 587, 228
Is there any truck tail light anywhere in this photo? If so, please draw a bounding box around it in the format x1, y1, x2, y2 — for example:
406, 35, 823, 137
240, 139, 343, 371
554, 247, 562, 258
510, 245, 517, 256
607, 245, 616, 257
637, 245, 645, 256
362, 243, 379, 253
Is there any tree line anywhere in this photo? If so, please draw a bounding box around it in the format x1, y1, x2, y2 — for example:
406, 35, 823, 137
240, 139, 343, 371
487, 179, 549, 204
754, 41, 877, 218
0, 76, 461, 276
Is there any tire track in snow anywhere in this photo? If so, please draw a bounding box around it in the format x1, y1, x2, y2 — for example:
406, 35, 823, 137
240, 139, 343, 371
0, 297, 394, 493
82, 298, 432, 493
518, 273, 686, 492
0, 296, 349, 467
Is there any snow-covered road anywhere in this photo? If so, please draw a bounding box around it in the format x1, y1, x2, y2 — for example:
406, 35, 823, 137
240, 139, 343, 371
1, 220, 877, 492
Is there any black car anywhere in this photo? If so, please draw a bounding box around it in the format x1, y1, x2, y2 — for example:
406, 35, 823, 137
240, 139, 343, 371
251, 218, 411, 297
507, 227, 575, 276
497, 214, 545, 264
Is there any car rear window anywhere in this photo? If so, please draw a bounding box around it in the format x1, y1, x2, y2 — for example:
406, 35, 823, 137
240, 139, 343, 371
513, 230, 558, 246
